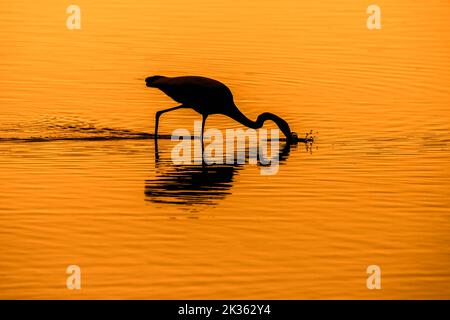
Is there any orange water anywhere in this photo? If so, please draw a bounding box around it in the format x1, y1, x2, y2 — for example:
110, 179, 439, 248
0, 0, 449, 299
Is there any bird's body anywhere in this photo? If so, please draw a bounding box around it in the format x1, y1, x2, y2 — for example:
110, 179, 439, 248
145, 75, 295, 143
146, 76, 236, 117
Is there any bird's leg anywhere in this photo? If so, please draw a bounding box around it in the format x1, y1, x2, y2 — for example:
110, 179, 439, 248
201, 115, 208, 161
153, 105, 186, 161
154, 104, 186, 139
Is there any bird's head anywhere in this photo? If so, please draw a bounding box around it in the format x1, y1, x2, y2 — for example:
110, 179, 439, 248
145, 75, 166, 87
257, 112, 297, 144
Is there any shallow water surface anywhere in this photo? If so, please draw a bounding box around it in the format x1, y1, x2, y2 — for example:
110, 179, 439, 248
0, 0, 449, 298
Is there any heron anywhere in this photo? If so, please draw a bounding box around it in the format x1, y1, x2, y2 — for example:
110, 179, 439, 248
145, 75, 297, 145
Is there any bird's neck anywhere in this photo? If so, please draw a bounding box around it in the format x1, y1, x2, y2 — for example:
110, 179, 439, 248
227, 105, 260, 129
228, 105, 292, 141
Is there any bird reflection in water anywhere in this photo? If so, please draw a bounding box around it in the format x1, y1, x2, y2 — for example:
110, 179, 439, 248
145, 164, 239, 206
144, 143, 294, 207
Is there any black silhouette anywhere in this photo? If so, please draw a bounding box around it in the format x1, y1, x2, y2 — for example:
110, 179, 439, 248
145, 76, 297, 147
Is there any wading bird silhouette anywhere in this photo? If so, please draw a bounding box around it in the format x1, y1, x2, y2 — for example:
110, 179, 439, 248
145, 75, 298, 147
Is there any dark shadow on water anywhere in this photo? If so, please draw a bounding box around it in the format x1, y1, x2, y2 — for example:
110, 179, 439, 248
145, 164, 240, 206
144, 143, 297, 207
